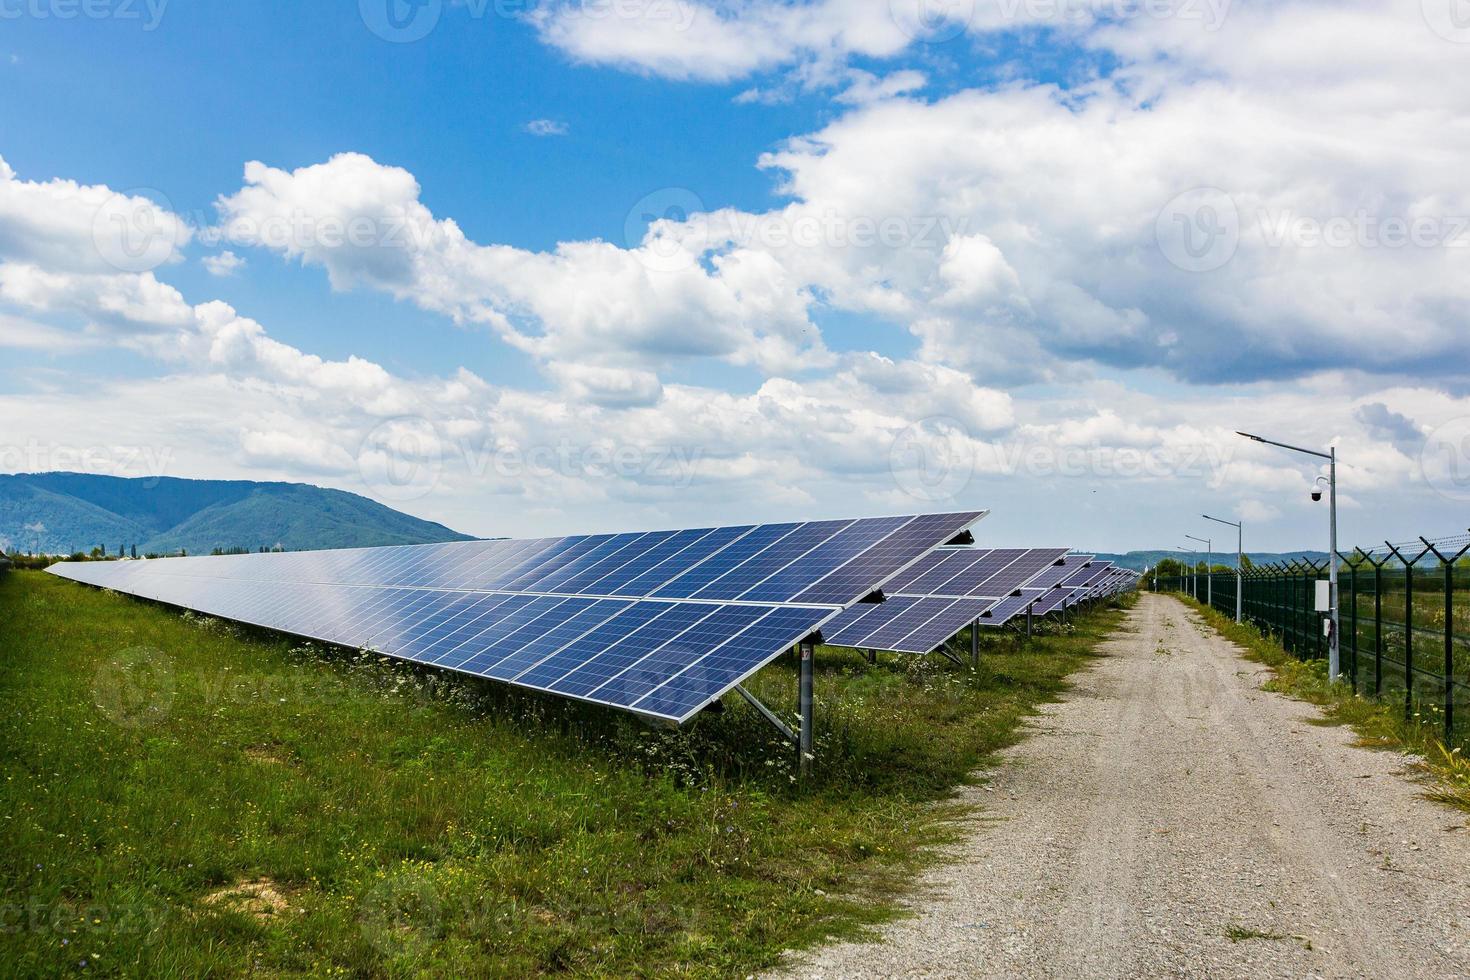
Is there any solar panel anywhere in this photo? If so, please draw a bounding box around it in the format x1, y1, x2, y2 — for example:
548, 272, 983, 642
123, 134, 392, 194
818, 546, 1078, 650
47, 510, 985, 724
979, 589, 1046, 625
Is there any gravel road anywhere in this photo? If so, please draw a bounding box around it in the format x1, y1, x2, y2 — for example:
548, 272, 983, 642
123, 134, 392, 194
778, 593, 1470, 979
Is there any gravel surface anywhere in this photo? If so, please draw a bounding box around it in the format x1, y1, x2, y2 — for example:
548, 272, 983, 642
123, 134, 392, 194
777, 593, 1470, 979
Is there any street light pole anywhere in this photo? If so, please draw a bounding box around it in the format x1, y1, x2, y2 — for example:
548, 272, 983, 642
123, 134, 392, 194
1237, 431, 1340, 681
1203, 514, 1243, 623
1179, 546, 1197, 599
1186, 534, 1212, 609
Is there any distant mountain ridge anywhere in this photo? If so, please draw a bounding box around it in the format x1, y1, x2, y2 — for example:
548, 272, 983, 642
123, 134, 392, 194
0, 473, 473, 556
1094, 550, 1331, 572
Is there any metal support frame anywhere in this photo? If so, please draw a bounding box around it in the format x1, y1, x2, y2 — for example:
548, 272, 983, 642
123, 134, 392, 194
933, 643, 966, 668
970, 619, 979, 668
798, 641, 814, 780
735, 684, 796, 744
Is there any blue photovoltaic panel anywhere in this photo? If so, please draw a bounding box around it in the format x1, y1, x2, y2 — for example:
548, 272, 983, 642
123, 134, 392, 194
820, 595, 922, 647
651, 523, 801, 599
820, 546, 1080, 652
588, 527, 718, 594
606, 525, 753, 597
632, 605, 827, 718
970, 548, 1070, 596
514, 601, 673, 691
542, 601, 720, 698
1029, 589, 1076, 616
894, 549, 997, 595
858, 597, 958, 651
689, 519, 850, 601
980, 589, 1046, 625
794, 512, 986, 604
738, 516, 909, 602
46, 510, 985, 724
888, 597, 994, 654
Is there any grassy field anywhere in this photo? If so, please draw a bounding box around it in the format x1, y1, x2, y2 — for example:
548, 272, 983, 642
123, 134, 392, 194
1, 570, 1128, 977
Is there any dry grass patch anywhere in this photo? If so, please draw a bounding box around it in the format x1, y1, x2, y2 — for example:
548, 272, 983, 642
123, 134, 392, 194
202, 878, 298, 921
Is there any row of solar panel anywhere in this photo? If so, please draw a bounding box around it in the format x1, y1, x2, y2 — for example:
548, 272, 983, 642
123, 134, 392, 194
54, 562, 827, 724
102, 512, 982, 608
820, 557, 1139, 656
819, 549, 1095, 654
50, 511, 987, 723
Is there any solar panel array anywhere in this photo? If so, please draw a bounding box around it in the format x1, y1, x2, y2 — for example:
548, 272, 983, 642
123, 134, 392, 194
48, 511, 984, 724
820, 547, 1090, 654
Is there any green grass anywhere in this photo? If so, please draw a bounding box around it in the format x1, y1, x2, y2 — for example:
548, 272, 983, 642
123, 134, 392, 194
1171, 593, 1470, 815
0, 571, 1129, 977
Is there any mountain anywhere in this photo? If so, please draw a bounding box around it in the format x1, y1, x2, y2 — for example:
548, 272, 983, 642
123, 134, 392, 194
0, 473, 474, 556
1094, 550, 1331, 572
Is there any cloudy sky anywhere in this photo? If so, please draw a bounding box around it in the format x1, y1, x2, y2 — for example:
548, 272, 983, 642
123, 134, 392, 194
2, 0, 1468, 552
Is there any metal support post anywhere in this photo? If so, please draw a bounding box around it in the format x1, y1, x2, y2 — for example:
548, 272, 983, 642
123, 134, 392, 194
798, 641, 814, 780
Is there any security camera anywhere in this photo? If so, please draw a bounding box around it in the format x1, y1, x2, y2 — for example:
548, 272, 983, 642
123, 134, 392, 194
1311, 489, 1322, 502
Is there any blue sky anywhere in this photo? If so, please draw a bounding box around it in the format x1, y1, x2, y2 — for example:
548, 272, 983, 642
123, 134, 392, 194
2, 0, 1468, 553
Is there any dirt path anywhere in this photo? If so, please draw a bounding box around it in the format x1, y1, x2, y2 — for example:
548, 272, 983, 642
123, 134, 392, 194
779, 593, 1470, 979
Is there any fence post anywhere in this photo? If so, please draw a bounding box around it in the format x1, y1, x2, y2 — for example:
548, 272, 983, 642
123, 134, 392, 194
1347, 555, 1359, 692
1422, 538, 1470, 746
1384, 543, 1426, 723
1374, 561, 1383, 696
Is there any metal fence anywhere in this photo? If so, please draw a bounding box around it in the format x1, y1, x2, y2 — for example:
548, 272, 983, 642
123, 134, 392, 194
1156, 533, 1470, 750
